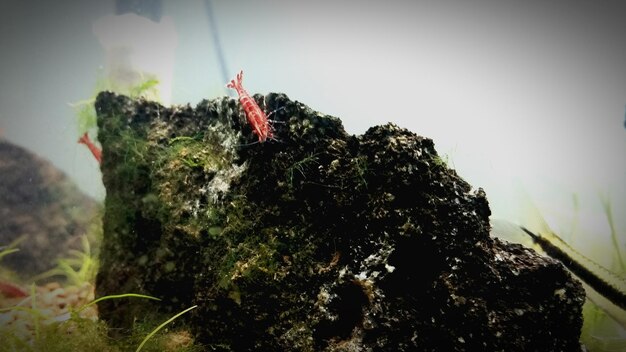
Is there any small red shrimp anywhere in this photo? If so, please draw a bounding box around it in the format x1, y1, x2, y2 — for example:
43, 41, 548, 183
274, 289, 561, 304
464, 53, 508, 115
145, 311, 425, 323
0, 280, 28, 298
78, 132, 102, 164
226, 70, 273, 143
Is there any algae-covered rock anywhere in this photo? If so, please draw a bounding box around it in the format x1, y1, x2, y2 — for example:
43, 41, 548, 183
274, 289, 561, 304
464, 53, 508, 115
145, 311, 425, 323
94, 91, 585, 351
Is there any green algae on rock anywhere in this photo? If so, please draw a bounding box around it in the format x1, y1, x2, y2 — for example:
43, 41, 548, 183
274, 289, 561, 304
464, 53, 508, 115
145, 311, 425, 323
94, 91, 585, 351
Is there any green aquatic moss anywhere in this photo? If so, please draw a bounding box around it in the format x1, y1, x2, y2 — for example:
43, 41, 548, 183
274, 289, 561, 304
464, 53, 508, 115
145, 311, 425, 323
94, 92, 246, 329
72, 75, 161, 136
0, 319, 117, 352
149, 128, 237, 237
0, 304, 202, 352
71, 100, 98, 134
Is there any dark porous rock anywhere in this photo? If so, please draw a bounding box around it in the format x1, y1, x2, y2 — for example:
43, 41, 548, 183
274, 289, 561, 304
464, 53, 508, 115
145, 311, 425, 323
94, 91, 585, 351
0, 140, 100, 277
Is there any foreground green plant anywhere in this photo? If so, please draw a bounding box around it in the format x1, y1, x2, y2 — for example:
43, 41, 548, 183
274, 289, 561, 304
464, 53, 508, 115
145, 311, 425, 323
599, 195, 625, 273
579, 195, 626, 352
70, 74, 161, 138
0, 236, 26, 281
517, 193, 626, 352
29, 235, 98, 287
135, 305, 198, 352
0, 291, 201, 352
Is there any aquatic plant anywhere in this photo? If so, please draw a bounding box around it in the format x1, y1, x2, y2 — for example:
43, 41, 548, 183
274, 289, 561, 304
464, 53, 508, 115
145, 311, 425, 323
71, 75, 162, 137
135, 304, 198, 352
0, 237, 26, 279
0, 246, 19, 262
599, 194, 625, 273
128, 78, 160, 100
580, 196, 626, 352
285, 152, 319, 188
69, 99, 98, 134
0, 292, 201, 351
512, 194, 626, 351
0, 205, 201, 351
29, 236, 98, 287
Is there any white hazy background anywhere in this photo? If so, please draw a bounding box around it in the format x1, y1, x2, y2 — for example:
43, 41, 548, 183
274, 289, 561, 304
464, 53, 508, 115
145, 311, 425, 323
1, 0, 625, 268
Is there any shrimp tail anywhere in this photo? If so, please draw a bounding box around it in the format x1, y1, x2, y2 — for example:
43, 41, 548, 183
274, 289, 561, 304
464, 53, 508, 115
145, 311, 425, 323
0, 281, 28, 298
78, 132, 103, 164
77, 132, 89, 145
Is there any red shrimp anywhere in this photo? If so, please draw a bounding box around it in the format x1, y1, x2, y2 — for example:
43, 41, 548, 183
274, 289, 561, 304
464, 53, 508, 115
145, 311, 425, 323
78, 132, 102, 164
226, 70, 273, 143
0, 280, 28, 298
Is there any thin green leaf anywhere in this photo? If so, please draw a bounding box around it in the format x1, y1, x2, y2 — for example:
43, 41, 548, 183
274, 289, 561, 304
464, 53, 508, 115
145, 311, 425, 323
77, 293, 161, 313
136, 305, 198, 352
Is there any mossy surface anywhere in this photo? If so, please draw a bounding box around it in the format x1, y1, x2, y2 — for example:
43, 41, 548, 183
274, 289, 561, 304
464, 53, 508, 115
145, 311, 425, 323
95, 92, 585, 351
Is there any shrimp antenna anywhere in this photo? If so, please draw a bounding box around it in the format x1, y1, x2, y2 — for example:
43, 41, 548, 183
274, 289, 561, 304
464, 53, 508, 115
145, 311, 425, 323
204, 0, 232, 96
